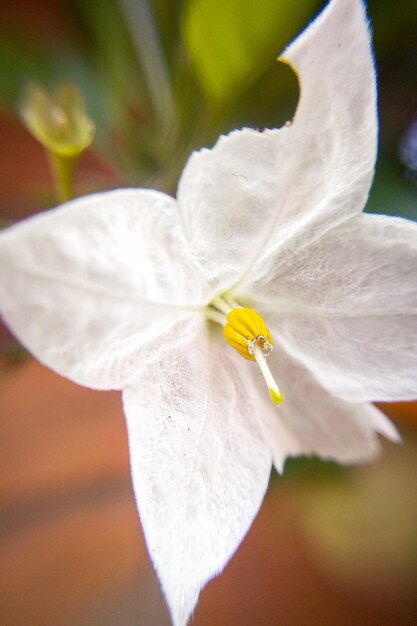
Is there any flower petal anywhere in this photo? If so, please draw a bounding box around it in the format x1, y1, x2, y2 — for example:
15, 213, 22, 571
177, 0, 376, 288
259, 347, 399, 469
0, 189, 206, 390
248, 214, 417, 402
123, 323, 272, 626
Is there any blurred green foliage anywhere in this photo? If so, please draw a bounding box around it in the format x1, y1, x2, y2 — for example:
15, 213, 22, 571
183, 0, 317, 101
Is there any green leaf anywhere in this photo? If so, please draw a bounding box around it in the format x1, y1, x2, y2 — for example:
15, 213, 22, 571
183, 0, 320, 101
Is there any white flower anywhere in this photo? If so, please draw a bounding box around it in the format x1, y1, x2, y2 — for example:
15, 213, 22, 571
0, 0, 416, 624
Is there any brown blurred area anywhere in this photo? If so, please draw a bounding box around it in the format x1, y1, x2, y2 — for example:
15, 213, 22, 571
1, 358, 417, 626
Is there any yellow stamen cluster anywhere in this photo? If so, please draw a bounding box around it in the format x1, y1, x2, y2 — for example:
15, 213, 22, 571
222, 306, 284, 406
223, 307, 273, 360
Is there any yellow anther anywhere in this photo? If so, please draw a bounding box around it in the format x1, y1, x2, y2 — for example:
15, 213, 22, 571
223, 308, 273, 361
223, 306, 284, 406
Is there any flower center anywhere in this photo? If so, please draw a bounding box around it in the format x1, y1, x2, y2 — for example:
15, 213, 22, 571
207, 296, 284, 406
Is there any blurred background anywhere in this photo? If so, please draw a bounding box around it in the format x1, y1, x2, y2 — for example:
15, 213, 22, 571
0, 0, 416, 624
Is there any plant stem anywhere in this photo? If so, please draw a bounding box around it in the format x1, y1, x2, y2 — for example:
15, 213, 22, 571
48, 152, 78, 203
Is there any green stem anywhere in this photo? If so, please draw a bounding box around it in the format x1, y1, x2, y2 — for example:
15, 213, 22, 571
48, 152, 79, 203
119, 0, 176, 132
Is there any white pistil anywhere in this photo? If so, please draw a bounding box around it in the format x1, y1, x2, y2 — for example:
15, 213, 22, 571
251, 342, 284, 406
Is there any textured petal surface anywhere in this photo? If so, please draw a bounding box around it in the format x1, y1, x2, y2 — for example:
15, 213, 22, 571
256, 347, 399, 470
0, 189, 206, 389
123, 321, 272, 626
247, 214, 417, 402
177, 0, 376, 288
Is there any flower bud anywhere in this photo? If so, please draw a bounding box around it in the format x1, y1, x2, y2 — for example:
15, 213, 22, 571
19, 82, 95, 202
19, 82, 95, 157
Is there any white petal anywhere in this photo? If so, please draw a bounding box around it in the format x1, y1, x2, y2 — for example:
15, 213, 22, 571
177, 0, 376, 288
248, 214, 417, 402
0, 189, 206, 389
123, 322, 272, 626
260, 347, 399, 469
